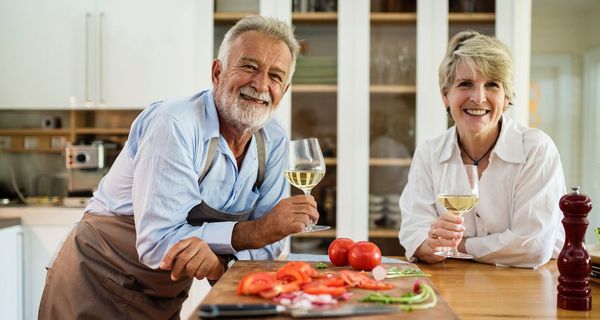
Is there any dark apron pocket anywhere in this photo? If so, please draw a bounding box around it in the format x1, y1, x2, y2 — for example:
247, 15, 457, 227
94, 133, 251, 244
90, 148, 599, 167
99, 276, 187, 319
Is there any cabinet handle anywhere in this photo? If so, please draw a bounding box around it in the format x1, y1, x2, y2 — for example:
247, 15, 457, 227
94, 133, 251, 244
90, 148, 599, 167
85, 13, 92, 104
98, 12, 105, 106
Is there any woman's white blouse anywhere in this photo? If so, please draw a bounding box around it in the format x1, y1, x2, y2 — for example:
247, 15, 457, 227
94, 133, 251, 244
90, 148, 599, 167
399, 115, 566, 268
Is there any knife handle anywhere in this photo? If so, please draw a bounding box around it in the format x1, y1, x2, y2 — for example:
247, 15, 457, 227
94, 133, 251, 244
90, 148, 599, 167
198, 303, 283, 318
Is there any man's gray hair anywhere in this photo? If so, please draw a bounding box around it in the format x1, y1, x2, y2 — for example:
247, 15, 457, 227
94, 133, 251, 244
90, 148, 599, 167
217, 15, 300, 85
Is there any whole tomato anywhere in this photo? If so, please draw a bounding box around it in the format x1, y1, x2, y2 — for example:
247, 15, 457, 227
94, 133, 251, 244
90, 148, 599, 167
327, 238, 355, 266
348, 241, 382, 271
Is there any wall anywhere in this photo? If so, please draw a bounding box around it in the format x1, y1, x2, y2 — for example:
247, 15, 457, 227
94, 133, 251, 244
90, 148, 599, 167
531, 0, 600, 242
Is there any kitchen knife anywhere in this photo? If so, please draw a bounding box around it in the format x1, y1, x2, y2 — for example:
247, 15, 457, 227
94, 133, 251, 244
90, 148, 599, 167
198, 303, 400, 318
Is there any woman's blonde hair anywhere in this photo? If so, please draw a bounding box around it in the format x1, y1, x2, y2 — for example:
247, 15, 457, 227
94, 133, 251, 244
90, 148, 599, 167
439, 30, 515, 105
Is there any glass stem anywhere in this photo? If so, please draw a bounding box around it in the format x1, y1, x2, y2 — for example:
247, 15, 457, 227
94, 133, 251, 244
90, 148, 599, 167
303, 189, 314, 226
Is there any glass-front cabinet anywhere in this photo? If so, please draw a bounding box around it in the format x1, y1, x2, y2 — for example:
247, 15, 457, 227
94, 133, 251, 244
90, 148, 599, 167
211, 0, 510, 256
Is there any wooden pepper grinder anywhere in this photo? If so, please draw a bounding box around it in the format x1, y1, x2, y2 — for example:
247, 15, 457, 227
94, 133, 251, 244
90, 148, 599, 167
557, 186, 592, 310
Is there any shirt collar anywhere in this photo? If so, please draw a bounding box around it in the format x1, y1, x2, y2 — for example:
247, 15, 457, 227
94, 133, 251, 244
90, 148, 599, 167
493, 114, 526, 164
202, 90, 221, 143
438, 114, 525, 164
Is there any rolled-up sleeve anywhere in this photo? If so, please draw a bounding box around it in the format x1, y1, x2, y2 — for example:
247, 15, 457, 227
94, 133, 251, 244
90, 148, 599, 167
399, 142, 438, 261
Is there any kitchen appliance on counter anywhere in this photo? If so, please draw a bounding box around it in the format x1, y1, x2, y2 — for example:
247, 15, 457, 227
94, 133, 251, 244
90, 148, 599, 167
66, 141, 105, 169
65, 142, 110, 197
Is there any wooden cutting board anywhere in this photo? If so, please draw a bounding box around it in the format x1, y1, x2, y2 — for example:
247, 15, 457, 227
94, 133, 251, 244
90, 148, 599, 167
197, 260, 459, 319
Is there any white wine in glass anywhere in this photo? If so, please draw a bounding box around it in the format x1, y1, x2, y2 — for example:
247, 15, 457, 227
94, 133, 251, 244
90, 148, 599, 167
285, 138, 330, 232
435, 163, 479, 259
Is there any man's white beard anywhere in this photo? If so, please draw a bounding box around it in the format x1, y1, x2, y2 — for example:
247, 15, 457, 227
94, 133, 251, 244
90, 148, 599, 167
218, 85, 274, 132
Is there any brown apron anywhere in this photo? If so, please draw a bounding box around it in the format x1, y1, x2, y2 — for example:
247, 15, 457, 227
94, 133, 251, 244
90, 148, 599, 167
38, 131, 266, 320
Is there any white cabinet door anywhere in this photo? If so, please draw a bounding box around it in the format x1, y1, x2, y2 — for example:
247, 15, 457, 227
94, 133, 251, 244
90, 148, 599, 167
23, 225, 74, 320
0, 225, 23, 320
96, 0, 204, 108
0, 0, 94, 109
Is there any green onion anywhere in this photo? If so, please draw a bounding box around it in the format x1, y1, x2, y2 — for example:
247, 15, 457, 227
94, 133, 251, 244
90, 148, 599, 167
315, 262, 328, 269
360, 282, 437, 312
385, 267, 431, 279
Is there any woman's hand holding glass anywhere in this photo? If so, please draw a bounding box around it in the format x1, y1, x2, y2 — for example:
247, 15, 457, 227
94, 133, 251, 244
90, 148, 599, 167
431, 163, 478, 259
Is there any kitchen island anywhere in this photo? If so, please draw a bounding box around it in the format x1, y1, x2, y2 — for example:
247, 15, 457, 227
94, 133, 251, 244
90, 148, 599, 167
193, 258, 598, 319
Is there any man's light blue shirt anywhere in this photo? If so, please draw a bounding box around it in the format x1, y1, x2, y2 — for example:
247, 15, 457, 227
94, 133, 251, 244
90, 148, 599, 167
85, 90, 288, 268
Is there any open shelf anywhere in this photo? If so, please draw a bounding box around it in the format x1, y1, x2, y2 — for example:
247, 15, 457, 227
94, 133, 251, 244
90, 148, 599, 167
0, 129, 71, 136
371, 12, 417, 24
449, 13, 495, 23
74, 128, 130, 135
293, 12, 337, 23
293, 84, 337, 93
370, 85, 416, 94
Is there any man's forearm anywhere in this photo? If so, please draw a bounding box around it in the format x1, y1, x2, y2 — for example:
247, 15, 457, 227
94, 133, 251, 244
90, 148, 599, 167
231, 220, 271, 251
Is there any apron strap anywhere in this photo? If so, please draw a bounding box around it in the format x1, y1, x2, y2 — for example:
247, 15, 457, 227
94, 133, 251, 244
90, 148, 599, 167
198, 129, 266, 189
254, 129, 266, 189
198, 137, 219, 183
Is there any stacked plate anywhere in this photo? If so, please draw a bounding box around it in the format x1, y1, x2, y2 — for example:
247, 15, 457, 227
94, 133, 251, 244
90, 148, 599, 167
368, 194, 385, 228
385, 193, 402, 228
293, 56, 337, 84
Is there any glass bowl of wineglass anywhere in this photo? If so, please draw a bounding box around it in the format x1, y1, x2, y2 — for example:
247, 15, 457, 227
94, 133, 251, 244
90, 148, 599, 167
285, 138, 330, 232
435, 163, 479, 259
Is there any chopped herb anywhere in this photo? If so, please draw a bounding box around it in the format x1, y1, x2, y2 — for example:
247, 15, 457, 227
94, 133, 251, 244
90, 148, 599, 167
360, 281, 437, 311
315, 262, 328, 269
386, 267, 431, 279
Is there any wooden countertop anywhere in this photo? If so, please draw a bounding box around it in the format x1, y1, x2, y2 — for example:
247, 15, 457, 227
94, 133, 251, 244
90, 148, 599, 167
194, 258, 598, 319
418, 259, 598, 319
0, 217, 20, 229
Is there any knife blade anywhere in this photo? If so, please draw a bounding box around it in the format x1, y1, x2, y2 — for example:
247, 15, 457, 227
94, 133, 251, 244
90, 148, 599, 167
198, 303, 400, 318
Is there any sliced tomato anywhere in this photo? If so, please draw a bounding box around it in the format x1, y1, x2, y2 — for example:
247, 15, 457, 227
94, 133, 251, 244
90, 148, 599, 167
237, 272, 276, 295
302, 282, 347, 297
275, 267, 311, 285
357, 278, 396, 290
339, 270, 362, 287
280, 261, 319, 278
338, 270, 394, 290
316, 277, 346, 287
258, 282, 300, 299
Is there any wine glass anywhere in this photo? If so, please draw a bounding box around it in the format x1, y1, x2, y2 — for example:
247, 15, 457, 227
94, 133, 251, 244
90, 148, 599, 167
435, 163, 479, 259
285, 138, 330, 232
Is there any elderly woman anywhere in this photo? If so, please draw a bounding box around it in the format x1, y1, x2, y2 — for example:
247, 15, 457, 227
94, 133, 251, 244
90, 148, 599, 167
399, 30, 565, 268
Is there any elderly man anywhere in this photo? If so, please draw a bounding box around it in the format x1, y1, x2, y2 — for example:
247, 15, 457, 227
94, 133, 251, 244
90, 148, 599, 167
39, 16, 318, 319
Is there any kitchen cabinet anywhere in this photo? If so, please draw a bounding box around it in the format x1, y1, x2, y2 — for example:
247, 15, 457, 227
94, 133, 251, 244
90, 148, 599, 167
1, 0, 528, 255
0, 0, 205, 109
0, 225, 23, 320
